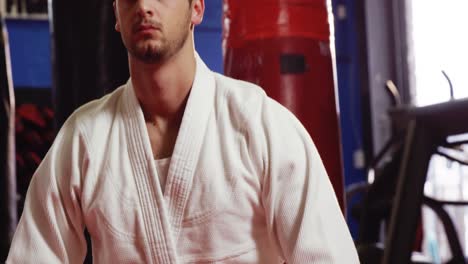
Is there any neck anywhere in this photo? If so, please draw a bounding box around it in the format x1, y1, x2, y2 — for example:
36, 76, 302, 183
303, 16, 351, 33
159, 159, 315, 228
129, 35, 197, 122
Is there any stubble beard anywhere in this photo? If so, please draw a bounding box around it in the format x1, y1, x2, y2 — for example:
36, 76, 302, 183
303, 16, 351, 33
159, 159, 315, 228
129, 15, 191, 64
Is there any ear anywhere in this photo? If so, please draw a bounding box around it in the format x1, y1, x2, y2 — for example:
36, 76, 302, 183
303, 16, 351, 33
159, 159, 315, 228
113, 1, 121, 32
190, 0, 205, 26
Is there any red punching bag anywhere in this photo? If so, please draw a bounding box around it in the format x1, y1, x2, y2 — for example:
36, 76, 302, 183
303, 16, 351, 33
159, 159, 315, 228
223, 0, 345, 211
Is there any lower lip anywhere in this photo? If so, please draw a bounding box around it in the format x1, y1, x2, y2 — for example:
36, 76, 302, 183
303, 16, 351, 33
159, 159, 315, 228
135, 28, 159, 39
138, 28, 157, 33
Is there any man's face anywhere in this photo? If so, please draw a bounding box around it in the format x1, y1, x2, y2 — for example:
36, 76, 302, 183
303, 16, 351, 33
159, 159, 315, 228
114, 0, 193, 63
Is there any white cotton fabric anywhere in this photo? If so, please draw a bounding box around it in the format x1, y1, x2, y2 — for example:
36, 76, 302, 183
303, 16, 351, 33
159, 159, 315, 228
155, 158, 171, 193
7, 54, 359, 263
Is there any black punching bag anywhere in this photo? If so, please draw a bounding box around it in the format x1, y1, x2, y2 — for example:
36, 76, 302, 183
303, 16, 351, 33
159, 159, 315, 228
0, 15, 17, 261
50, 1, 129, 262
50, 0, 129, 128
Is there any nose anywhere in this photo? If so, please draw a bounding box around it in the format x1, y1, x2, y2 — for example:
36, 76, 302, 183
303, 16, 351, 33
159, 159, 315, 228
135, 0, 154, 17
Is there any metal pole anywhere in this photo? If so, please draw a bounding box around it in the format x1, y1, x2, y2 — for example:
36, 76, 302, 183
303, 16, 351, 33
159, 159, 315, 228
0, 13, 18, 261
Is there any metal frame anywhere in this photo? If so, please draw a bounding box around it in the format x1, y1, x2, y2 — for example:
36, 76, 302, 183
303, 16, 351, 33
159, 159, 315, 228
423, 196, 465, 262
382, 98, 468, 263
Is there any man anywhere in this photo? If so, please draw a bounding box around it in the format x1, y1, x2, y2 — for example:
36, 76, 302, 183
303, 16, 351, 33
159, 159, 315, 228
7, 0, 359, 263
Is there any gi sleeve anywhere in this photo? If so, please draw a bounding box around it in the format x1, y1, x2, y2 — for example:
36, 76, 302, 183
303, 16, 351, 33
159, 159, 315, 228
260, 98, 359, 263
6, 116, 89, 264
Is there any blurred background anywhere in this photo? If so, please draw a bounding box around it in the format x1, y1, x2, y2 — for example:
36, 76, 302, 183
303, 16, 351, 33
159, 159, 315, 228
1, 0, 468, 263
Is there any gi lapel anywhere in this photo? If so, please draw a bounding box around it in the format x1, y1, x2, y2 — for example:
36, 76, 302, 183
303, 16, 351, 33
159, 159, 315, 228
164, 54, 216, 243
123, 81, 178, 263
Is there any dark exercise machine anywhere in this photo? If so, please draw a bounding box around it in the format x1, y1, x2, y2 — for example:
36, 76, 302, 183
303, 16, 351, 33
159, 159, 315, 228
355, 97, 468, 263
383, 98, 468, 264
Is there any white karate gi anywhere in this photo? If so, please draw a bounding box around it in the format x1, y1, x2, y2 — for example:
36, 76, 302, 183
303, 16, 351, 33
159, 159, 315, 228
7, 55, 359, 263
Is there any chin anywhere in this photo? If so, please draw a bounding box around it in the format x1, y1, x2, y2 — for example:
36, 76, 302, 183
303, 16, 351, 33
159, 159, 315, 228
130, 47, 165, 63
134, 42, 161, 53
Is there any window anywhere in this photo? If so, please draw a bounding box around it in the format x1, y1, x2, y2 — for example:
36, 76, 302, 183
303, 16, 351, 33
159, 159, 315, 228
409, 1, 468, 261
410, 0, 468, 106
